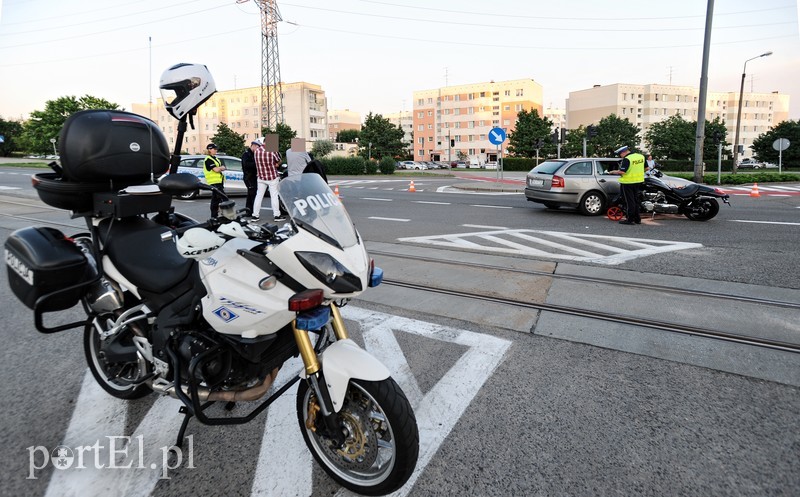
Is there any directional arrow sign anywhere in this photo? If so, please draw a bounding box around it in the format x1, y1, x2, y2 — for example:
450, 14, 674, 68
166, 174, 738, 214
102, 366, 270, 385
488, 127, 506, 145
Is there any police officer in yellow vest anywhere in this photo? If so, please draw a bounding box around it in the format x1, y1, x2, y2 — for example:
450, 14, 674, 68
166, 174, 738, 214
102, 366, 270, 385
611, 145, 645, 225
203, 143, 227, 217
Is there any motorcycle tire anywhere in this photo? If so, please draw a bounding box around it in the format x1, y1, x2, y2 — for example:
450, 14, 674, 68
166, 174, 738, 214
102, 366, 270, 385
297, 377, 419, 496
84, 320, 152, 400
684, 197, 720, 221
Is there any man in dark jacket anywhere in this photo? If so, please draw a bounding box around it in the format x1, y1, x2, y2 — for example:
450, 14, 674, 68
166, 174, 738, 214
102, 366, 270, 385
242, 141, 259, 213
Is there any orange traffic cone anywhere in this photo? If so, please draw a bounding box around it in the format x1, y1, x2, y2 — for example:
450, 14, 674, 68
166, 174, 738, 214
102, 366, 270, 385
334, 185, 342, 198
749, 183, 761, 198
408, 180, 416, 193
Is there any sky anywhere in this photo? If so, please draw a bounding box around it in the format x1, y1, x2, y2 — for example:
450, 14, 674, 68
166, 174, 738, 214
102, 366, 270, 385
1, 0, 799, 123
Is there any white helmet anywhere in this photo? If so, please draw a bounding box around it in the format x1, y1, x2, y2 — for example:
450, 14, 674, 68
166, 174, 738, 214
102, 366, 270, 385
159, 63, 216, 120
175, 228, 224, 259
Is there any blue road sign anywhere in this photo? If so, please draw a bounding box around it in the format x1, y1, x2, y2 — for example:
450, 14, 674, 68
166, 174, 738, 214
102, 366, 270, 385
488, 127, 506, 145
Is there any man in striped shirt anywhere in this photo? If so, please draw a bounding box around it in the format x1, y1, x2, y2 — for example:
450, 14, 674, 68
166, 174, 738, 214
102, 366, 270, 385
252, 138, 285, 222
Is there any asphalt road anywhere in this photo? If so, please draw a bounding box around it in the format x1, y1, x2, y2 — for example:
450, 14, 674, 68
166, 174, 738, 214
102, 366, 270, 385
0, 166, 798, 496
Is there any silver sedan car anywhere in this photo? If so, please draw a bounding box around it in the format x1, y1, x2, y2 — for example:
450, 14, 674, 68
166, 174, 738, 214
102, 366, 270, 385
524, 158, 622, 215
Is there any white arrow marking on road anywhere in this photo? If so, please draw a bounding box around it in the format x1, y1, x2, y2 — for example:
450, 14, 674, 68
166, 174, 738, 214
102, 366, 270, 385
46, 309, 511, 497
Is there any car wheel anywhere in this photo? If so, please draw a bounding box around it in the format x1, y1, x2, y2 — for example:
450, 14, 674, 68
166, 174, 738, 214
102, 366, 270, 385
578, 191, 605, 216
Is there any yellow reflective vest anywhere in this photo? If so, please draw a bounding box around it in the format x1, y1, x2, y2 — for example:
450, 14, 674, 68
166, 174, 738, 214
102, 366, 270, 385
203, 155, 224, 185
619, 153, 645, 184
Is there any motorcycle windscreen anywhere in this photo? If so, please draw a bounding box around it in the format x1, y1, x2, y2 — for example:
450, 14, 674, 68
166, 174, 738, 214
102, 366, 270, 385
279, 174, 359, 249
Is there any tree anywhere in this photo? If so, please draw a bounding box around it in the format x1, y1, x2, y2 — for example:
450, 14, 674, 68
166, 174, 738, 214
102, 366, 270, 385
210, 122, 245, 156
644, 114, 695, 160
644, 115, 729, 161
561, 126, 586, 158
261, 122, 297, 155
752, 120, 800, 165
311, 139, 335, 158
335, 129, 360, 143
21, 95, 120, 154
592, 114, 640, 157
507, 109, 554, 158
358, 113, 405, 160
702, 117, 729, 161
0, 118, 24, 157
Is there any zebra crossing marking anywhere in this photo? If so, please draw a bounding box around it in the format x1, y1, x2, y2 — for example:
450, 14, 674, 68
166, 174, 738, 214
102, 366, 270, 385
398, 229, 703, 265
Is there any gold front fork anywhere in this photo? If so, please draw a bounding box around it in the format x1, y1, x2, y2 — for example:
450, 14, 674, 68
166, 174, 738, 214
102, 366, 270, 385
293, 304, 349, 376
330, 304, 349, 340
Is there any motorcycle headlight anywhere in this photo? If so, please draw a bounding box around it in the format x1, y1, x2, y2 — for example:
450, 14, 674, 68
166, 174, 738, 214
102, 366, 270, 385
295, 252, 362, 293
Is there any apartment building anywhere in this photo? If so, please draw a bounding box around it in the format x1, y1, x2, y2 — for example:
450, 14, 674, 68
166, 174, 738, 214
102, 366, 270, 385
132, 82, 328, 155
385, 110, 414, 153
543, 106, 567, 130
412, 79, 543, 164
566, 83, 790, 158
327, 108, 361, 141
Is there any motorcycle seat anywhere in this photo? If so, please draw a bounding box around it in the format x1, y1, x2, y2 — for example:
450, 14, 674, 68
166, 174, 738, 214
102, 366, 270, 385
98, 217, 194, 294
670, 183, 701, 198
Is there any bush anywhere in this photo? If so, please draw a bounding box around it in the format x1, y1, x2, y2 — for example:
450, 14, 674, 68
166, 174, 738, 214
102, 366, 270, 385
365, 159, 379, 175
502, 157, 538, 171
320, 156, 366, 175
378, 157, 396, 175
667, 171, 800, 185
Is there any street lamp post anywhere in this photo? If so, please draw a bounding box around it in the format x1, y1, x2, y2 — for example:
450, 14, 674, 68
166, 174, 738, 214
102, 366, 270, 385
732, 51, 772, 174
49, 138, 57, 157
368, 142, 372, 161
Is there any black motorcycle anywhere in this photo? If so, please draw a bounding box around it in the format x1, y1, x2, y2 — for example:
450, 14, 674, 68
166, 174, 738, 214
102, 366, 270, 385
607, 169, 731, 222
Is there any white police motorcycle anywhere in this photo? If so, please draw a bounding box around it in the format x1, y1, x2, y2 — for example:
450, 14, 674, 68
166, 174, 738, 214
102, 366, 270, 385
5, 63, 418, 496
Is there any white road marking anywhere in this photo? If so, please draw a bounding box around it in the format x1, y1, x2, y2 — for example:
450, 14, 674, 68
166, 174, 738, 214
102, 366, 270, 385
469, 204, 513, 209
368, 216, 410, 222
414, 201, 450, 205
49, 309, 511, 497
399, 229, 703, 265
362, 197, 393, 201
462, 224, 508, 230
0, 186, 21, 190
730, 220, 800, 226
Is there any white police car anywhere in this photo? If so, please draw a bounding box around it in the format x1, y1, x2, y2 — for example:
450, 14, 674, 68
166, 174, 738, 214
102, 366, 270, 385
174, 154, 247, 199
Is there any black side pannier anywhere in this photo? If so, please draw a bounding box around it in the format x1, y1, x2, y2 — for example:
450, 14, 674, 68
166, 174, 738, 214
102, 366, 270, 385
4, 227, 93, 311
59, 110, 170, 184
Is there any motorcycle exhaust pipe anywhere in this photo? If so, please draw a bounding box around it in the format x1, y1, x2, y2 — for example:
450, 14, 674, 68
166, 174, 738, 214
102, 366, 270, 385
151, 367, 280, 402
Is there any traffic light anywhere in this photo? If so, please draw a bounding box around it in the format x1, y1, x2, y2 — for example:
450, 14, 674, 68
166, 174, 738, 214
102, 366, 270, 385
551, 128, 559, 144
450, 139, 455, 147
536, 139, 543, 149
712, 131, 721, 145
587, 125, 598, 139
560, 127, 567, 143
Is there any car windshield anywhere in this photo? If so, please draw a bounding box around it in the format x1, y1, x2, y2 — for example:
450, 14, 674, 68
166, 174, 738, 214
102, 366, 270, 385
531, 161, 567, 175
278, 174, 359, 249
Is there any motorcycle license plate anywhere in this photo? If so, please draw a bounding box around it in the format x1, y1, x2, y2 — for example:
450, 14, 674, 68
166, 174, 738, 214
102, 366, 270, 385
529, 179, 544, 187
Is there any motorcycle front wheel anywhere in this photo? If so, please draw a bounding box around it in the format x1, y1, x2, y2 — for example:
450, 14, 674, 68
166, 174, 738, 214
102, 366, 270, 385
684, 197, 720, 221
84, 320, 152, 400
297, 378, 419, 496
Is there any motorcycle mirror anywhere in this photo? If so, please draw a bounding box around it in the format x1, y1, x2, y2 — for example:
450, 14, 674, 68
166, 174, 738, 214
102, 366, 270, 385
158, 173, 201, 194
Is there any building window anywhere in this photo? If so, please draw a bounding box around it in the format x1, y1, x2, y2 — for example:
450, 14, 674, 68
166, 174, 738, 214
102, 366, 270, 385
504, 105, 510, 111
428, 110, 433, 116
516, 104, 523, 111
655, 94, 659, 102
516, 89, 523, 96
503, 119, 510, 125
428, 124, 433, 129
504, 90, 511, 96
418, 124, 424, 131
418, 99, 424, 105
